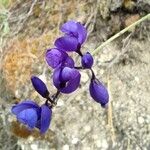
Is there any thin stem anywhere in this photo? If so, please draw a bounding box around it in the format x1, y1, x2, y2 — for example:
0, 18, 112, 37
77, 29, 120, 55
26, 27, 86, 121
92, 13, 150, 55
45, 91, 60, 108
77, 51, 83, 57
76, 47, 83, 57
51, 90, 61, 102
54, 90, 61, 100
90, 68, 96, 80
74, 66, 83, 69
45, 96, 56, 108
46, 97, 54, 104
75, 65, 96, 80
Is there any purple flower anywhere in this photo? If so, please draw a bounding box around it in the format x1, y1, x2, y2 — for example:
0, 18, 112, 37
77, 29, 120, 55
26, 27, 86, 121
54, 20, 87, 52
64, 56, 75, 68
89, 79, 109, 107
60, 20, 87, 45
81, 52, 94, 69
54, 36, 79, 52
53, 67, 81, 93
31, 76, 49, 98
45, 48, 74, 68
36, 104, 52, 134
11, 100, 52, 134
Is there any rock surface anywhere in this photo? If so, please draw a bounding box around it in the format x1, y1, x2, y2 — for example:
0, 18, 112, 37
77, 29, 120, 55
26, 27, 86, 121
0, 0, 150, 149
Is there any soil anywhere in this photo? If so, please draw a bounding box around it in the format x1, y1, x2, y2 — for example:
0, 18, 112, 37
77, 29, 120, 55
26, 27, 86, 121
0, 0, 150, 150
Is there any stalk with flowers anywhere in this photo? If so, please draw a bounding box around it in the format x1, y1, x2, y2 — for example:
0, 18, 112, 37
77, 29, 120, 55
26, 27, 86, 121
11, 20, 109, 134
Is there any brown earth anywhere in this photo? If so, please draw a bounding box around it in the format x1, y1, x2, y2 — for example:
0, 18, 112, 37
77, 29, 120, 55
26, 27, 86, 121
0, 0, 150, 150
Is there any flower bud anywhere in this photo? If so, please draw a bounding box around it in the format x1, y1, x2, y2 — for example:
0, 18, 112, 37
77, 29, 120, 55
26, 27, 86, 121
31, 76, 49, 98
81, 52, 93, 68
89, 79, 109, 107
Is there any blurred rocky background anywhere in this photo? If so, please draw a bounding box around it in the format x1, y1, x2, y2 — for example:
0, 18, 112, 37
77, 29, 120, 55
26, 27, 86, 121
0, 0, 150, 150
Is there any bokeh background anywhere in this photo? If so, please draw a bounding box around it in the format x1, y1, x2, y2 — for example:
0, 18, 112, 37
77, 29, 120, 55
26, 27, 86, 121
0, 0, 150, 150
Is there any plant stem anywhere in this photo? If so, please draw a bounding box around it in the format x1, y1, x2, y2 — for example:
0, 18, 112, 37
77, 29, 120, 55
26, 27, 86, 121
45, 97, 56, 107
74, 66, 83, 69
90, 68, 96, 80
76, 50, 83, 57
53, 90, 60, 101
92, 13, 150, 55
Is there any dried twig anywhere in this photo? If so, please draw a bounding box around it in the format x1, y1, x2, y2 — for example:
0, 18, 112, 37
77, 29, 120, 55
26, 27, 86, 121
103, 33, 132, 69
92, 13, 150, 55
107, 71, 116, 144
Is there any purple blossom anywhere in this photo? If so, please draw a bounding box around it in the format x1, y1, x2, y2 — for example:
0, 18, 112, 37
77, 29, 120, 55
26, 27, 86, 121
11, 100, 52, 134
45, 48, 74, 68
60, 20, 87, 44
89, 79, 109, 108
31, 76, 49, 98
45, 48, 67, 68
36, 104, 52, 133
11, 20, 110, 135
54, 20, 87, 52
53, 67, 81, 93
64, 56, 75, 68
54, 36, 79, 52
81, 52, 94, 69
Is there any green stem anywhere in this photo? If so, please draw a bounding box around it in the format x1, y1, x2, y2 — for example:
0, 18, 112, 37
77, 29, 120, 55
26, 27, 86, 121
92, 13, 150, 55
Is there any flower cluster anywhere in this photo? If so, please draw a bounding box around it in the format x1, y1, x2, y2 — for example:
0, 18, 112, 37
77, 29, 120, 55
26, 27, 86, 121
11, 20, 109, 134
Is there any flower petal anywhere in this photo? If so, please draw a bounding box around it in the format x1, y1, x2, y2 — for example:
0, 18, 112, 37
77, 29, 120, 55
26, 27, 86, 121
60, 67, 81, 93
55, 36, 79, 52
62, 56, 74, 68
76, 22, 87, 44
89, 79, 109, 107
31, 76, 49, 98
53, 67, 62, 89
17, 108, 38, 128
45, 48, 68, 68
61, 73, 81, 93
60, 20, 87, 44
40, 105, 52, 134
53, 67, 81, 93
61, 67, 76, 81
11, 100, 39, 115
60, 20, 78, 36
